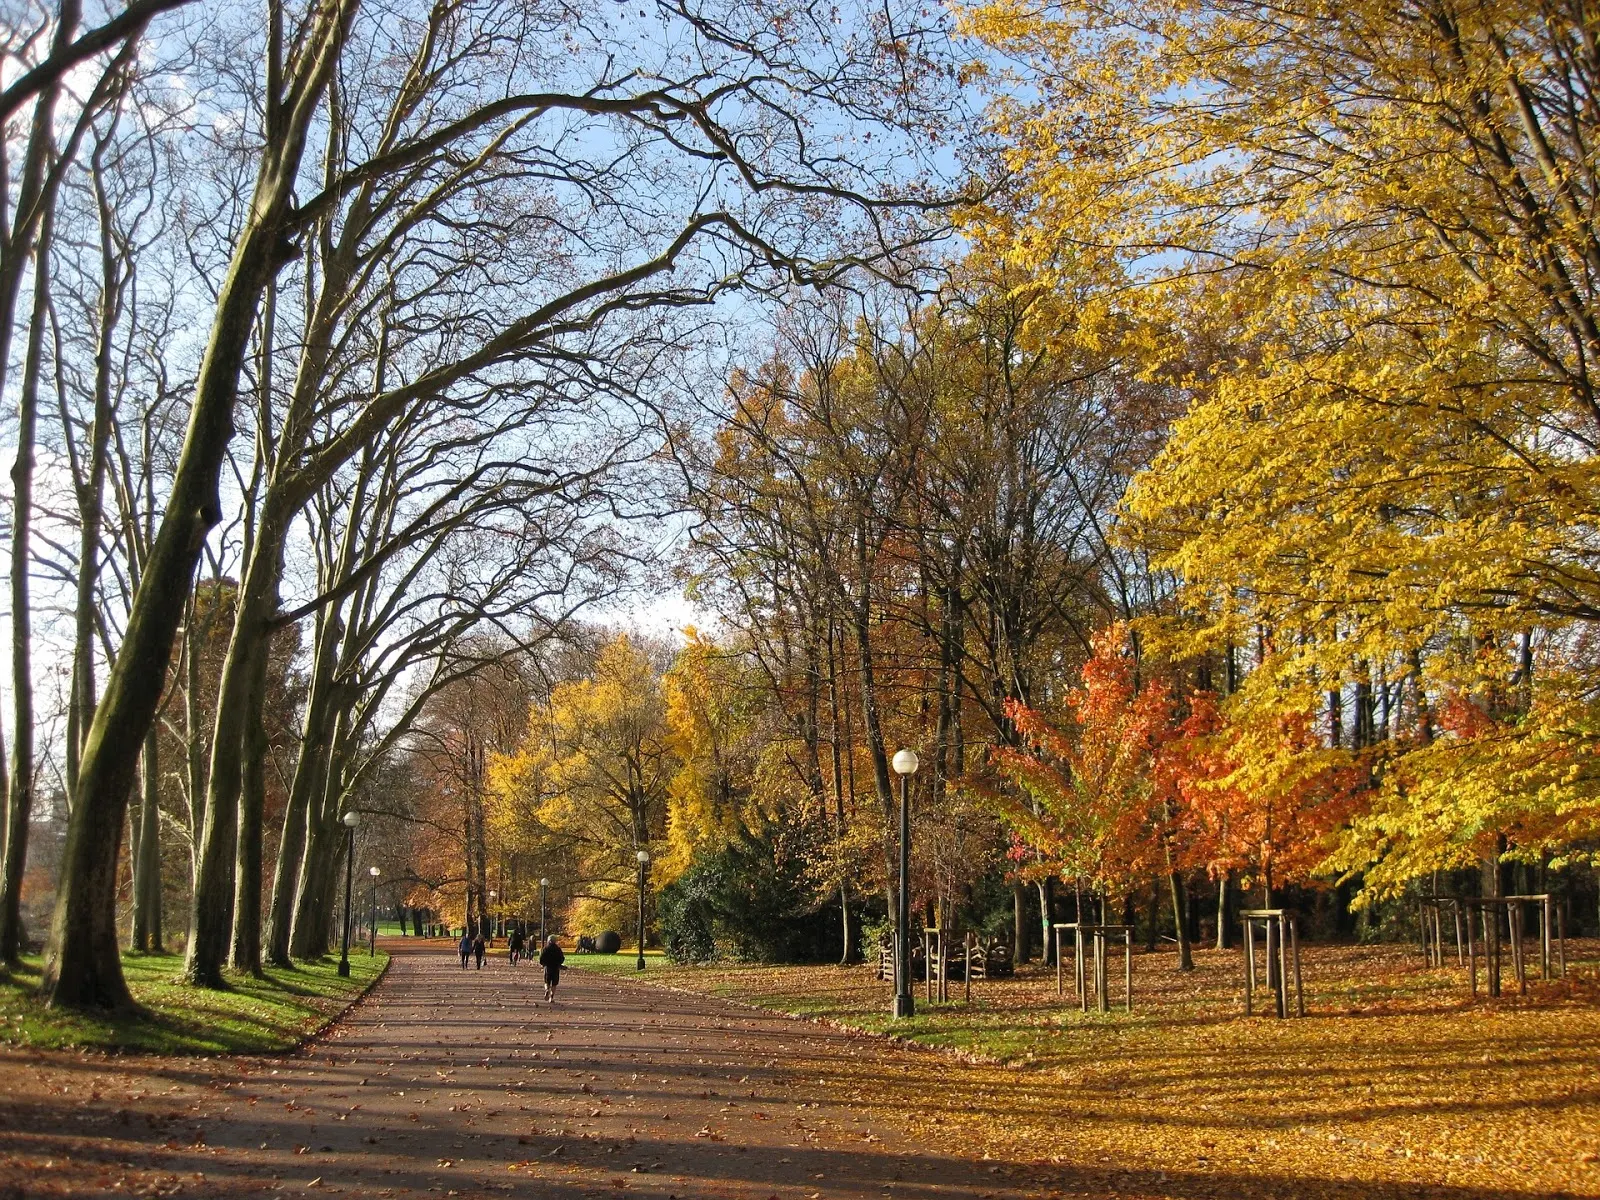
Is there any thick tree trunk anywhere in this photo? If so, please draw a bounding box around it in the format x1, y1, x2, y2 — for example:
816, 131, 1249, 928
267, 621, 342, 966
229, 619, 276, 974
190, 513, 284, 984
43, 0, 356, 1011
291, 799, 343, 960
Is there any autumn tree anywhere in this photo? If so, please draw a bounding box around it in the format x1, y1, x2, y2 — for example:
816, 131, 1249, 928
489, 634, 675, 934
968, 0, 1600, 899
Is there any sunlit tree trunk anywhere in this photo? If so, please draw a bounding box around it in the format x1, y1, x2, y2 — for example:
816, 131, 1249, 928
46, 0, 357, 1009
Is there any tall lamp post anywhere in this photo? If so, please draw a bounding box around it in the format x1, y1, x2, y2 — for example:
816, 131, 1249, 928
368, 866, 380, 954
488, 889, 497, 939
337, 811, 360, 977
635, 850, 650, 970
539, 877, 549, 946
891, 748, 919, 1018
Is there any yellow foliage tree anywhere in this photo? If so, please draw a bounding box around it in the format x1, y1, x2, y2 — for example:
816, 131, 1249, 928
489, 634, 674, 935
967, 0, 1600, 890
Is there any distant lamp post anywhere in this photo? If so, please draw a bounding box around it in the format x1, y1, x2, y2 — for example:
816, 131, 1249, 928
635, 850, 651, 971
891, 748, 920, 1018
338, 811, 361, 978
539, 877, 550, 946
368, 866, 381, 954
489, 889, 497, 938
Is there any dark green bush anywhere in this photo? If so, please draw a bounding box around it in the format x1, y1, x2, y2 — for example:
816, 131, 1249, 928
658, 820, 838, 963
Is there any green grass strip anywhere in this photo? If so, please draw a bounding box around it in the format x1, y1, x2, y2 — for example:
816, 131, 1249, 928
0, 949, 389, 1055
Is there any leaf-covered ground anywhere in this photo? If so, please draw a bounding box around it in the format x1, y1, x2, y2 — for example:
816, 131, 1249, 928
0, 949, 389, 1054
575, 939, 1600, 1197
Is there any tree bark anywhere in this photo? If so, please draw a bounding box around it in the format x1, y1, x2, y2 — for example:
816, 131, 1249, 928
0, 205, 53, 965
47, 0, 355, 1007
266, 614, 342, 966
229, 610, 276, 974
1012, 882, 1029, 963
131, 728, 163, 952
1168, 869, 1193, 970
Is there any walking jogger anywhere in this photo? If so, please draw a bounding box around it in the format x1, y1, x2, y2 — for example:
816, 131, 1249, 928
508, 928, 525, 966
539, 936, 565, 1002
473, 932, 486, 969
458, 931, 472, 968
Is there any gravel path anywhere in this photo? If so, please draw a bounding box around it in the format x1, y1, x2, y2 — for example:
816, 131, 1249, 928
0, 942, 1048, 1199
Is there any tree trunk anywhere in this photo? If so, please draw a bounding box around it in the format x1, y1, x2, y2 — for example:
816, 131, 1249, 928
43, 0, 356, 1011
837, 879, 853, 966
65, 147, 122, 800
1145, 876, 1160, 952
1037, 877, 1055, 965
1169, 869, 1193, 971
267, 619, 342, 966
1012, 882, 1029, 963
229, 618, 276, 974
0, 203, 56, 964
291, 733, 350, 960
131, 728, 163, 952
190, 513, 284, 984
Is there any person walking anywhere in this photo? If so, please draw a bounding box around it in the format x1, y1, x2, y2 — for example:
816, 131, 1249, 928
508, 927, 525, 966
538, 936, 565, 1002
458, 930, 472, 969
473, 931, 487, 969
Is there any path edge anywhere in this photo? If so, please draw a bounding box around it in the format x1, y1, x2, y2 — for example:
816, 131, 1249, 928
289, 950, 393, 1058
571, 965, 1005, 1068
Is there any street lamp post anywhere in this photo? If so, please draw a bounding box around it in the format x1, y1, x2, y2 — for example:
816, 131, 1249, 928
488, 889, 497, 939
635, 850, 650, 970
539, 877, 549, 946
891, 748, 919, 1018
368, 866, 380, 954
338, 811, 360, 978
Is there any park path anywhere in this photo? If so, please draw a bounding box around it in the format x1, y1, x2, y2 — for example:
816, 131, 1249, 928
0, 942, 1054, 1199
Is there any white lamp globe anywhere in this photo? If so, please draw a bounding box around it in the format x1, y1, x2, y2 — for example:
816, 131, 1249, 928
636, 849, 650, 865
891, 748, 920, 776
342, 811, 360, 828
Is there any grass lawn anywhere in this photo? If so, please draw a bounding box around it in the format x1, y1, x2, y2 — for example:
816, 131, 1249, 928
0, 948, 388, 1055
576, 939, 1600, 1196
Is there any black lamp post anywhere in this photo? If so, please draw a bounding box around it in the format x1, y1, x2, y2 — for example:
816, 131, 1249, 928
891, 748, 919, 1018
368, 866, 380, 954
488, 889, 497, 939
338, 810, 360, 978
635, 849, 650, 970
539, 877, 549, 947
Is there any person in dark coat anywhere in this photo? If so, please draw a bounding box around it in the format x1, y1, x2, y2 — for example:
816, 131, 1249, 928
538, 936, 565, 1002
508, 928, 525, 966
472, 932, 486, 969
458, 930, 472, 969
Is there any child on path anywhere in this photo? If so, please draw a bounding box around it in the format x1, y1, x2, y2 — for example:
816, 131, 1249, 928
472, 932, 486, 969
538, 936, 565, 1002
458, 930, 472, 968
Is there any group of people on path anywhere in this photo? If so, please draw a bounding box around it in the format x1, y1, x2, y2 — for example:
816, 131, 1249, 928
457, 928, 565, 1001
